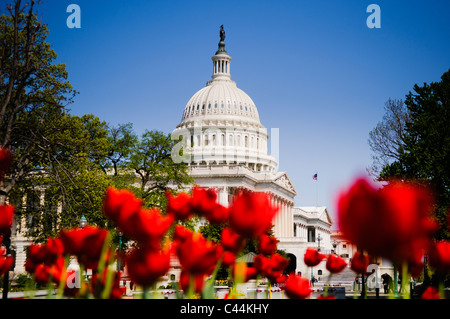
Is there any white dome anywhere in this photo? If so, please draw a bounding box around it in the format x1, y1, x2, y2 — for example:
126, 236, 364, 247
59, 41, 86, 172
172, 29, 278, 173
180, 80, 261, 125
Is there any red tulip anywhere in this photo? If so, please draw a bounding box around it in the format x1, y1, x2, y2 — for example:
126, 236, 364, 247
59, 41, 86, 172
126, 247, 170, 287
258, 234, 278, 256
337, 178, 437, 264
206, 204, 229, 225
59, 226, 108, 269
0, 255, 13, 276
220, 227, 246, 254
284, 274, 311, 299
254, 253, 289, 282
0, 148, 13, 182
421, 286, 440, 299
428, 241, 450, 273
222, 251, 236, 268
190, 186, 218, 217
176, 232, 222, 275
350, 251, 369, 274
326, 254, 347, 274
304, 248, 326, 267
166, 191, 193, 221
127, 208, 174, 249
229, 190, 279, 238
173, 225, 194, 245
0, 204, 14, 236
33, 256, 65, 285
26, 238, 65, 272
103, 187, 143, 226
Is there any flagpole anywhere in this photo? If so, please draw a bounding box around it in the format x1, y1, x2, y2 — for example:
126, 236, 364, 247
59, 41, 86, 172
316, 174, 318, 207
313, 172, 318, 207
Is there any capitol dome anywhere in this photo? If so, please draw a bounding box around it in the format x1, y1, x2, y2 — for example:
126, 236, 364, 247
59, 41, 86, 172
173, 26, 277, 173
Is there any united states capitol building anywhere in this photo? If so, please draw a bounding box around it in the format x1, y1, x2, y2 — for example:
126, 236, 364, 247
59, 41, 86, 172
170, 26, 344, 280
9, 27, 377, 290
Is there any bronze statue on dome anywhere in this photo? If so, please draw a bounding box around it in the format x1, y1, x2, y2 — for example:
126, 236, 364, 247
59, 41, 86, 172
220, 25, 225, 42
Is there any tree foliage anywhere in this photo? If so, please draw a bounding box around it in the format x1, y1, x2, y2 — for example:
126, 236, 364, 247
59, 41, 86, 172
1, 1, 194, 241
370, 69, 450, 239
0, 0, 77, 201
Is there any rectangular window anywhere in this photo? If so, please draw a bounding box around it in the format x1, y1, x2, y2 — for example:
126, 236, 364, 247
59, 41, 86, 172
307, 226, 316, 243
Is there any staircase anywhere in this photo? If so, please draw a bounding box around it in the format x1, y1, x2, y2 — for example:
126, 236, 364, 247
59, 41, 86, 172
315, 266, 357, 292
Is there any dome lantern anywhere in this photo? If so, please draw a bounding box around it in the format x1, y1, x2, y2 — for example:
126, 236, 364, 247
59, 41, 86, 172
211, 25, 232, 82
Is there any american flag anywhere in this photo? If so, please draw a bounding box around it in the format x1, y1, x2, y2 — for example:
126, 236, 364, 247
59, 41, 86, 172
313, 173, 318, 180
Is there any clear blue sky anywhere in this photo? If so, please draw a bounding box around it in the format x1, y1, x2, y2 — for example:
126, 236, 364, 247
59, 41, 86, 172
20, 0, 450, 227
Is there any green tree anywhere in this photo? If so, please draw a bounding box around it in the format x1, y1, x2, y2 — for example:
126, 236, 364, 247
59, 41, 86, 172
9, 113, 112, 241
371, 69, 450, 240
0, 0, 77, 203
128, 130, 193, 209
101, 122, 137, 176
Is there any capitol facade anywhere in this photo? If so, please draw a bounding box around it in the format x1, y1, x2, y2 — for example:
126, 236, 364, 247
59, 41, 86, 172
170, 27, 336, 279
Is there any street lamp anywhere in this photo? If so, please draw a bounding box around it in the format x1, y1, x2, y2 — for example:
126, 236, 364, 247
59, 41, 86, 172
117, 230, 123, 271
80, 215, 87, 228
317, 233, 322, 251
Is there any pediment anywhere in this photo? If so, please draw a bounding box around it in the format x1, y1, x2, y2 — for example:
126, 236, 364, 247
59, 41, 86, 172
274, 172, 297, 194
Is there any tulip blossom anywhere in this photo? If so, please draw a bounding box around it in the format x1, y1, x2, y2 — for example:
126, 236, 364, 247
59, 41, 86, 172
337, 178, 438, 264
26, 238, 65, 273
190, 186, 219, 217
126, 247, 171, 287
0, 245, 13, 276
428, 241, 450, 273
103, 187, 143, 226
0, 148, 13, 182
206, 204, 229, 225
421, 286, 440, 299
166, 191, 193, 221
104, 188, 174, 249
304, 248, 326, 267
254, 253, 289, 282
176, 232, 223, 275
173, 225, 194, 245
33, 256, 65, 285
229, 190, 279, 238
126, 208, 174, 249
59, 226, 109, 269
0, 204, 14, 236
258, 234, 278, 256
221, 251, 236, 268
326, 254, 347, 274
350, 251, 369, 274
284, 274, 312, 299
220, 227, 246, 254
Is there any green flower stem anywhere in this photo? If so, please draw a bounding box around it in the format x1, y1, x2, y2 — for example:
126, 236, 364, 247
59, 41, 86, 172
401, 262, 410, 299
142, 286, 149, 299
202, 258, 223, 299
323, 274, 332, 298
439, 281, 445, 299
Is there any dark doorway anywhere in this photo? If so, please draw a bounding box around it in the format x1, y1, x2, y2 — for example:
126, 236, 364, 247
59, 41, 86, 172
285, 253, 297, 275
